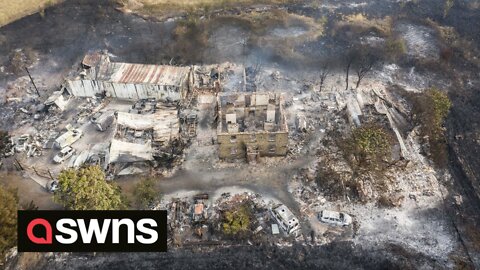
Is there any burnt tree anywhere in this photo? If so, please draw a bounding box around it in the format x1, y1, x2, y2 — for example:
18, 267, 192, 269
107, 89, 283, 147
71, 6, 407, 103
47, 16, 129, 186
344, 49, 358, 91
0, 130, 11, 158
318, 63, 330, 92
345, 58, 353, 91
354, 51, 378, 89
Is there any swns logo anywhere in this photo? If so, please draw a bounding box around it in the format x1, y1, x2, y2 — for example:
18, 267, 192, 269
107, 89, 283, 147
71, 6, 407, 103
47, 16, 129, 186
18, 210, 167, 252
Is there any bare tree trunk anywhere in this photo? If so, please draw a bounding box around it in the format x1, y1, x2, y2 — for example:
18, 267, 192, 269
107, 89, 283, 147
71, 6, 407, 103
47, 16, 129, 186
318, 63, 330, 92
319, 72, 328, 92
345, 61, 352, 91
354, 52, 377, 89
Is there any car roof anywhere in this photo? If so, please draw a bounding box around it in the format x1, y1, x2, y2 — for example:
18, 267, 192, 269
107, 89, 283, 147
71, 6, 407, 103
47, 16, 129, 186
321, 210, 341, 219
60, 146, 73, 153
273, 205, 297, 223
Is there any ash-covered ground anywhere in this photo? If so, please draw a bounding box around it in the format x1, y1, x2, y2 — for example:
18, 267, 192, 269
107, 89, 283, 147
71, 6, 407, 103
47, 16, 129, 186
1, 0, 480, 269
7, 242, 446, 270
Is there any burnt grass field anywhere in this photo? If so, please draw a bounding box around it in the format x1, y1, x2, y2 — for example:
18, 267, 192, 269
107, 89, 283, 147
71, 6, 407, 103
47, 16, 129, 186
7, 242, 446, 270
1, 0, 480, 269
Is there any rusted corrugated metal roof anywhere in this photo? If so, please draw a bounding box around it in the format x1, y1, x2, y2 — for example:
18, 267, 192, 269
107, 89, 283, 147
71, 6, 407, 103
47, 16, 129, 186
82, 52, 103, 67
99, 62, 190, 86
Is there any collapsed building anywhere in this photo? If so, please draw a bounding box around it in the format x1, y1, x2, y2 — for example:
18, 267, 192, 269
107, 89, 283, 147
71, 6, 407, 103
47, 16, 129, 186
108, 100, 180, 175
65, 52, 192, 101
192, 65, 221, 93
216, 92, 288, 162
192, 63, 246, 109
191, 62, 247, 92
18, 52, 287, 180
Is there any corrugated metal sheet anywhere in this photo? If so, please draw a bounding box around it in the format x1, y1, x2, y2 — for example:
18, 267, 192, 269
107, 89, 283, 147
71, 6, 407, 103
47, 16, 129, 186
67, 60, 189, 100
100, 62, 190, 86
66, 80, 103, 97
117, 112, 155, 130
104, 83, 181, 100
109, 139, 153, 164
152, 110, 179, 142
116, 110, 179, 142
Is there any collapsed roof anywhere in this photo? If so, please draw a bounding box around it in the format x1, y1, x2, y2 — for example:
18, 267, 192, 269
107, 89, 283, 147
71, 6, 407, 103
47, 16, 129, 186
116, 108, 179, 142
108, 139, 154, 164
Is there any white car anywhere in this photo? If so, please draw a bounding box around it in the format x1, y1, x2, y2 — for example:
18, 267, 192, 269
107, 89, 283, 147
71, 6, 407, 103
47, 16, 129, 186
318, 210, 352, 227
53, 146, 76, 163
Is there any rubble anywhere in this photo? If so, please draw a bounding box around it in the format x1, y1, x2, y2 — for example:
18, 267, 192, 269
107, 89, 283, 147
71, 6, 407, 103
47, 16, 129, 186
44, 87, 70, 111
153, 190, 301, 246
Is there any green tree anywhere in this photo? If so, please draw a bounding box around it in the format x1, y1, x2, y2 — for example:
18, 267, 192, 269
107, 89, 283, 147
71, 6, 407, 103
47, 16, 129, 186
0, 130, 11, 158
222, 205, 251, 236
345, 124, 392, 169
0, 185, 18, 261
133, 178, 161, 209
54, 166, 126, 210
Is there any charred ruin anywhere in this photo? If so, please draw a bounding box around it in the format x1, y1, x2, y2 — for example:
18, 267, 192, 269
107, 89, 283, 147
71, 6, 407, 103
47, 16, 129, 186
216, 92, 288, 162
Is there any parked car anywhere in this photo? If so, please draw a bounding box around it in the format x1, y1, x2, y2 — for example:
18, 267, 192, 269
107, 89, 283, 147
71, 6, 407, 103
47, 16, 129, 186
54, 129, 82, 149
318, 210, 352, 227
53, 146, 76, 163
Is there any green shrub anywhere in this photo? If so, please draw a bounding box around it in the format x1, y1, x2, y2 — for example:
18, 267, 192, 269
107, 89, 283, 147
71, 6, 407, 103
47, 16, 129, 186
222, 205, 251, 236
412, 88, 452, 167
428, 89, 452, 135
133, 178, 161, 209
0, 185, 18, 262
384, 38, 406, 61
444, 0, 454, 18
343, 124, 393, 170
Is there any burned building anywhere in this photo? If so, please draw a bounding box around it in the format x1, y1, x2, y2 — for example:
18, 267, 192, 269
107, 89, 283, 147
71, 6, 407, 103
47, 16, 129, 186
108, 100, 180, 175
216, 92, 288, 161
192, 63, 248, 94
192, 65, 221, 93
66, 52, 191, 101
